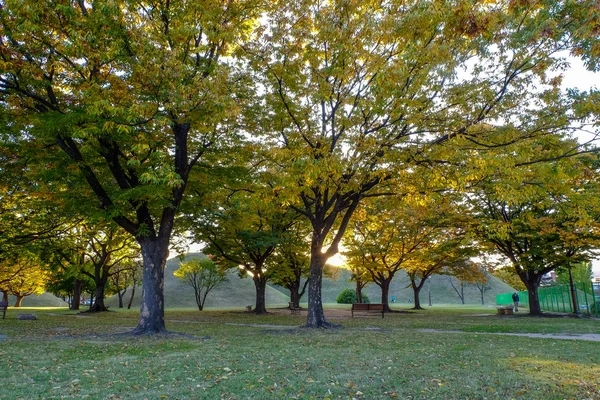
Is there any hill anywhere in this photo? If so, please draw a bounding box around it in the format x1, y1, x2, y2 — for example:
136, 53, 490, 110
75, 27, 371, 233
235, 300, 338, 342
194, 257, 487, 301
274, 267, 514, 306
107, 254, 514, 309
4, 292, 68, 308
106, 253, 290, 309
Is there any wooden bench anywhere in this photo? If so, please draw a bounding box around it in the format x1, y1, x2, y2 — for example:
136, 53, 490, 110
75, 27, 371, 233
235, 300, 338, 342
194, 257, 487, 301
289, 302, 301, 314
497, 306, 514, 315
351, 303, 384, 318
0, 301, 8, 319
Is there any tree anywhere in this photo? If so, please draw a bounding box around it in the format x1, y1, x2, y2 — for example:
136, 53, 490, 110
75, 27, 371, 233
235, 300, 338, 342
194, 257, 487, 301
109, 260, 142, 309
0, 1, 262, 333
345, 254, 372, 305
556, 262, 593, 285
448, 277, 466, 305
79, 227, 139, 312
268, 243, 311, 309
492, 265, 526, 291
470, 150, 600, 315
471, 267, 493, 305
243, 0, 587, 327
0, 254, 48, 307
192, 184, 297, 314
173, 258, 227, 311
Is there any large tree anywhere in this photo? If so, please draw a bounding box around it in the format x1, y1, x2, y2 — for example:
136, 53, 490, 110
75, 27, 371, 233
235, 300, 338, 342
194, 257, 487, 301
0, 1, 261, 333
243, 0, 588, 327
191, 181, 298, 313
470, 149, 600, 315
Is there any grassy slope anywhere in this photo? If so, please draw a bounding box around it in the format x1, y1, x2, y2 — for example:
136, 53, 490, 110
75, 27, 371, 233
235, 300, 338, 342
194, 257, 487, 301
4, 292, 68, 308
106, 253, 290, 309
274, 267, 514, 305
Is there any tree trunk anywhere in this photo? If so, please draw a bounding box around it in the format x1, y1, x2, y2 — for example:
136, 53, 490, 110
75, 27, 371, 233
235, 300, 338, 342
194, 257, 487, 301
306, 246, 338, 328
127, 285, 136, 309
1, 290, 8, 303
410, 277, 425, 310
133, 239, 169, 334
253, 275, 268, 314
522, 273, 542, 315
413, 286, 423, 309
480, 288, 485, 305
14, 294, 24, 307
568, 267, 579, 315
379, 278, 392, 313
89, 278, 109, 312
117, 288, 124, 309
356, 282, 363, 304
71, 279, 81, 311
289, 286, 300, 309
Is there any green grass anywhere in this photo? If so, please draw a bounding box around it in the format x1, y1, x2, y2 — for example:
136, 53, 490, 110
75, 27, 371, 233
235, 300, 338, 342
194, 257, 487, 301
1, 306, 599, 399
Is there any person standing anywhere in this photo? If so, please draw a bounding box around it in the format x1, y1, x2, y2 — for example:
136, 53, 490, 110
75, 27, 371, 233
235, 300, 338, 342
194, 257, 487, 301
512, 292, 520, 312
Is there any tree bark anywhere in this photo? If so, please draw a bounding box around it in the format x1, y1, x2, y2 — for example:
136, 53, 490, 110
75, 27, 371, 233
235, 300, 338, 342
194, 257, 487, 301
1, 290, 8, 303
379, 278, 392, 313
71, 279, 81, 311
14, 295, 24, 307
127, 285, 136, 309
355, 279, 366, 304
133, 239, 169, 334
117, 288, 124, 309
253, 275, 268, 314
306, 240, 338, 328
520, 271, 543, 315
412, 286, 423, 309
89, 278, 109, 312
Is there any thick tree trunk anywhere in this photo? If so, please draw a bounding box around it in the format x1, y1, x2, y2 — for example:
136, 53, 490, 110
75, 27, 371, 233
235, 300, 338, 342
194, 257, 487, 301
356, 282, 364, 304
306, 245, 338, 328
89, 278, 109, 312
380, 279, 392, 313
71, 279, 81, 311
1, 290, 8, 303
521, 272, 542, 315
253, 275, 268, 314
133, 239, 169, 334
411, 280, 424, 310
14, 295, 24, 307
289, 286, 300, 309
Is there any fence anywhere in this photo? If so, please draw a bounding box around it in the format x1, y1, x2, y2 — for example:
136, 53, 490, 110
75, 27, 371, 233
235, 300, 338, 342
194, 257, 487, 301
496, 282, 599, 316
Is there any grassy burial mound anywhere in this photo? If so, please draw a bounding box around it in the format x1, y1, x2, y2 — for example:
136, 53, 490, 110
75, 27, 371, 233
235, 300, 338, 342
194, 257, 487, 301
106, 254, 290, 309
3, 293, 69, 308
274, 267, 515, 306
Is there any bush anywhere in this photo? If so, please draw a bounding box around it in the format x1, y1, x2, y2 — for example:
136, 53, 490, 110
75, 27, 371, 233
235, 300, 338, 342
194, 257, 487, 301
336, 288, 370, 304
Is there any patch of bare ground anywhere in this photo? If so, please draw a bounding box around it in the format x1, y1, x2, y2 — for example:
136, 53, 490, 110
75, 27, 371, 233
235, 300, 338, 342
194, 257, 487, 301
417, 328, 600, 342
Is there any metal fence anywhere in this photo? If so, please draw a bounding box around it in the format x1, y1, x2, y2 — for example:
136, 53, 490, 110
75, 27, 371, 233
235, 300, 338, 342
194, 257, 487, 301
496, 282, 599, 316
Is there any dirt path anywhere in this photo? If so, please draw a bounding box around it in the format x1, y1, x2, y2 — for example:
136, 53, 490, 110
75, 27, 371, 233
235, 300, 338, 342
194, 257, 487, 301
417, 328, 600, 342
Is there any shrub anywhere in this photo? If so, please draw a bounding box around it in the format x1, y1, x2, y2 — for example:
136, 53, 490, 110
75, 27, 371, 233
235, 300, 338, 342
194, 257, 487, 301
336, 288, 369, 304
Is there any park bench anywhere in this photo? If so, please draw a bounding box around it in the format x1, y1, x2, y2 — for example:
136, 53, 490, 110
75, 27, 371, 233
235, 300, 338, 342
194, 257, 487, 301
289, 302, 301, 314
0, 301, 7, 319
497, 306, 514, 315
351, 303, 384, 318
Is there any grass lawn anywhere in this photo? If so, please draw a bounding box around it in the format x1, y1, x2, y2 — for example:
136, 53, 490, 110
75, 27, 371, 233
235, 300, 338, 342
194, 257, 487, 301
0, 306, 599, 399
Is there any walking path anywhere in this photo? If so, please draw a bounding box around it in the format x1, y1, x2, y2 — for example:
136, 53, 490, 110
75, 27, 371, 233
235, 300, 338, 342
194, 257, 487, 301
417, 328, 600, 342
